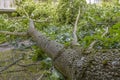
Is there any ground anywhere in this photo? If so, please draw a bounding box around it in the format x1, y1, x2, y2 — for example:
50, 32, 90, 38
0, 40, 45, 80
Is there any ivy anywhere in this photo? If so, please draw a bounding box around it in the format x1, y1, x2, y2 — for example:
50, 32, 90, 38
0, 0, 120, 79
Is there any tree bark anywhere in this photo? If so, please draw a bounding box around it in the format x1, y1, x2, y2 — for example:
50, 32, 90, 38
28, 20, 120, 80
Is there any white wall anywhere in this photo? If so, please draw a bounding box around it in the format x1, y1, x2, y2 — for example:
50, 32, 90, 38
0, 0, 15, 9
0, 0, 4, 9
86, 0, 101, 4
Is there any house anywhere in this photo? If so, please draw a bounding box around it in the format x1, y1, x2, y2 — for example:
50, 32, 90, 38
1, 0, 119, 12
86, 0, 101, 4
0, 0, 16, 12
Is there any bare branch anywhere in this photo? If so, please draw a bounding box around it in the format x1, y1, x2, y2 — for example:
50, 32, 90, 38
37, 74, 44, 80
0, 18, 50, 36
88, 27, 109, 50
0, 31, 27, 36
17, 63, 41, 67
0, 57, 14, 63
22, 6, 30, 19
101, 27, 108, 38
1, 69, 27, 74
88, 40, 97, 50
71, 6, 80, 46
0, 55, 23, 73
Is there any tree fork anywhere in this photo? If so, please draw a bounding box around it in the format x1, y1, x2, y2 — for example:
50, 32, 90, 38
28, 19, 83, 80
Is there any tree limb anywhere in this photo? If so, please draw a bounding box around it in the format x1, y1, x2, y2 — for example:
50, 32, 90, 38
0, 31, 27, 36
0, 55, 23, 73
17, 63, 41, 67
1, 69, 27, 74
28, 19, 64, 60
71, 6, 80, 46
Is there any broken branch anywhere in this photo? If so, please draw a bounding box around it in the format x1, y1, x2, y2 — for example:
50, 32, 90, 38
0, 55, 23, 73
88, 27, 109, 50
71, 6, 80, 46
0, 31, 27, 36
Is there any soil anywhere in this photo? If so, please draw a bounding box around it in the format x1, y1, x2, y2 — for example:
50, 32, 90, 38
0, 40, 45, 80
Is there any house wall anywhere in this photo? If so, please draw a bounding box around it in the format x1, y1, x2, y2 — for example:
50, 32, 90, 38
0, 0, 15, 9
86, 0, 101, 4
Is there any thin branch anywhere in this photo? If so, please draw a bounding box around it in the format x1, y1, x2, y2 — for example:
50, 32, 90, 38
0, 31, 27, 36
0, 55, 23, 73
0, 57, 14, 63
88, 27, 109, 50
7, 17, 51, 23
71, 6, 80, 46
17, 63, 41, 67
0, 19, 48, 36
1, 69, 27, 74
37, 74, 44, 80
87, 40, 97, 50
22, 6, 30, 19
101, 27, 108, 38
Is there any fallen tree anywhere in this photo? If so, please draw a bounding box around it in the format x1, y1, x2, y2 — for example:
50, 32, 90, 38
1, 20, 120, 80
28, 20, 120, 80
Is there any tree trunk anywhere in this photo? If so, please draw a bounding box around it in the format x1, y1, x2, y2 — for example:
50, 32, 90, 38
28, 20, 120, 80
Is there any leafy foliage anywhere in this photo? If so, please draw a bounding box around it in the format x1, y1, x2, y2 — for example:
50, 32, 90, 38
0, 14, 28, 43
56, 0, 86, 24
78, 4, 120, 48
15, 0, 57, 27
0, 0, 120, 79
